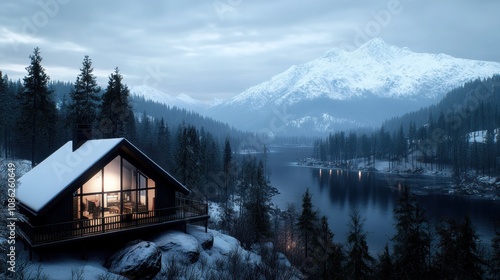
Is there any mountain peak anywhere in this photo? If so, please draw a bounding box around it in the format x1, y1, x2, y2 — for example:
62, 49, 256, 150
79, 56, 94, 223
354, 38, 407, 60
210, 40, 500, 134
359, 37, 389, 50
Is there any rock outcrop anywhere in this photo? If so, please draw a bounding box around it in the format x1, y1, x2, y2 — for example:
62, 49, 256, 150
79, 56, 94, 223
104, 240, 161, 280
152, 230, 202, 264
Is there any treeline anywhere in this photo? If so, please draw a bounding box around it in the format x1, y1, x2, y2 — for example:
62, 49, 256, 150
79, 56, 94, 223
313, 76, 500, 177
1, 48, 249, 162
273, 186, 500, 279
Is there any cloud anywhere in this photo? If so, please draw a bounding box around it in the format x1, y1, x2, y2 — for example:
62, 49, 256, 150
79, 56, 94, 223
0, 0, 499, 100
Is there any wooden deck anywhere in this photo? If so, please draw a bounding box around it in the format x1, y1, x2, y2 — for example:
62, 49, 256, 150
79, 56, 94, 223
18, 200, 209, 248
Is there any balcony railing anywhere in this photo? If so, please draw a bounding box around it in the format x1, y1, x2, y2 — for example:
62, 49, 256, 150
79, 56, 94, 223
18, 200, 208, 247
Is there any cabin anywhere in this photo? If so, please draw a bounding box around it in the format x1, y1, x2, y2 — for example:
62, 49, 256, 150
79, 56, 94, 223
17, 126, 209, 252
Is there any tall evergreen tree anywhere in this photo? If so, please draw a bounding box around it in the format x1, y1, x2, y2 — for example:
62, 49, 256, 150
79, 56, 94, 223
67, 55, 101, 128
174, 124, 200, 189
221, 137, 234, 232
98, 67, 134, 139
490, 225, 500, 279
0, 72, 8, 157
392, 186, 431, 280
138, 111, 153, 155
375, 244, 395, 280
308, 216, 344, 280
156, 118, 170, 170
297, 188, 319, 259
223, 137, 232, 208
344, 209, 374, 280
17, 47, 57, 166
434, 216, 484, 279
244, 160, 277, 243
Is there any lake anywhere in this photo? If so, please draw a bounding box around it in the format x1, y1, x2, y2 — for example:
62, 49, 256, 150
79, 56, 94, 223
267, 146, 500, 254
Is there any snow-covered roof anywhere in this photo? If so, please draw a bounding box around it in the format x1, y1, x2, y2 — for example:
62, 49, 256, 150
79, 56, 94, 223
17, 138, 189, 214
17, 138, 123, 213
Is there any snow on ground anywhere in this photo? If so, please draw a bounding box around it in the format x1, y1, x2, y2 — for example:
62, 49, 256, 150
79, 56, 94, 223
7, 225, 294, 279
468, 129, 499, 144
8, 249, 124, 280
208, 201, 222, 225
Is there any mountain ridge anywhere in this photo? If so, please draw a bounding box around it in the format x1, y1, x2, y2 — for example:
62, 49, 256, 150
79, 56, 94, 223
207, 38, 500, 134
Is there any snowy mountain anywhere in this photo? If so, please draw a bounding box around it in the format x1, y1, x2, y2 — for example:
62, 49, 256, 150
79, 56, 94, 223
208, 38, 500, 135
130, 85, 209, 112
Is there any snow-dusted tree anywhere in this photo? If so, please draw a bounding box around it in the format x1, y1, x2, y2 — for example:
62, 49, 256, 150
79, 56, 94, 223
67, 55, 101, 128
98, 67, 134, 139
17, 47, 57, 166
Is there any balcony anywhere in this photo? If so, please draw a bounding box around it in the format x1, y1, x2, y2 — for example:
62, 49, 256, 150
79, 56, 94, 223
18, 199, 209, 248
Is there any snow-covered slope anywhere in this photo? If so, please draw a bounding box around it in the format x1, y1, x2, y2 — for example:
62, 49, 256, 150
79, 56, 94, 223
131, 85, 208, 112
208, 38, 500, 134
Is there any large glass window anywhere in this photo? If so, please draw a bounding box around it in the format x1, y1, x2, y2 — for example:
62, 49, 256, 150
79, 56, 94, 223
74, 156, 156, 220
82, 170, 102, 193
122, 159, 136, 190
104, 156, 120, 192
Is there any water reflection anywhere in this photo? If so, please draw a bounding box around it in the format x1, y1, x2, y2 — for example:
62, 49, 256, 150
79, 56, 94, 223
269, 147, 500, 253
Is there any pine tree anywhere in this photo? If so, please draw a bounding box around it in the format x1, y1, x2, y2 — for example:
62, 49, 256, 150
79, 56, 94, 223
156, 118, 170, 170
396, 124, 407, 161
221, 137, 234, 232
490, 226, 500, 279
223, 137, 232, 208
485, 129, 494, 175
67, 55, 101, 128
174, 124, 200, 189
344, 209, 374, 280
434, 216, 484, 279
139, 111, 153, 155
244, 160, 277, 243
5, 80, 22, 158
392, 186, 431, 280
308, 216, 344, 279
297, 188, 319, 259
17, 47, 58, 166
375, 244, 395, 280
98, 67, 134, 139
0, 72, 8, 157
456, 216, 484, 279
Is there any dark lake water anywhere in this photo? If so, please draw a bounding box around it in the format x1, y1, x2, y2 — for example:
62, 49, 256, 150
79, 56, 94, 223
267, 147, 500, 254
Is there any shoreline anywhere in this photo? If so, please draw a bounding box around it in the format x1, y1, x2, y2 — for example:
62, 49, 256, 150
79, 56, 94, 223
292, 158, 500, 201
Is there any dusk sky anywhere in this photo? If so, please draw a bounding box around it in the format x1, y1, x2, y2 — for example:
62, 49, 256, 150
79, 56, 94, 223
1, 0, 499, 101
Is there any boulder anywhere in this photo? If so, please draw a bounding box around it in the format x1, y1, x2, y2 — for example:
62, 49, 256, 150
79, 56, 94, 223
187, 225, 214, 250
153, 231, 202, 263
104, 240, 161, 280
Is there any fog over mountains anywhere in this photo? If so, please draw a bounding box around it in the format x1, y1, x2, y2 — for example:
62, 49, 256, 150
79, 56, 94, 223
133, 38, 500, 135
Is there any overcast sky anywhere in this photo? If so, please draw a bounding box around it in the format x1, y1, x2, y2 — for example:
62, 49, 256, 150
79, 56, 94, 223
1, 0, 499, 101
